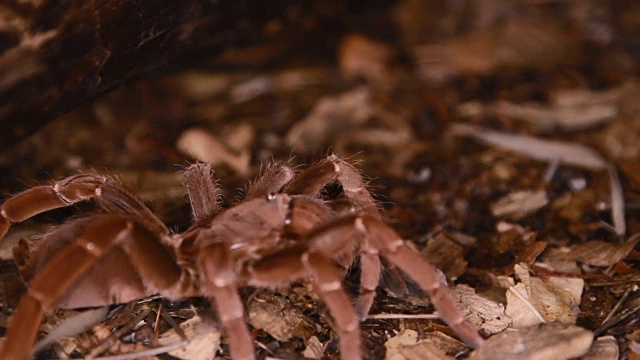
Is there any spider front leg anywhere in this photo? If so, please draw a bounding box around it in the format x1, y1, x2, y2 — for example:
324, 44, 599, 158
0, 215, 182, 359
308, 216, 484, 349
357, 216, 485, 348
356, 246, 382, 320
247, 247, 363, 359
0, 174, 168, 240
198, 239, 255, 360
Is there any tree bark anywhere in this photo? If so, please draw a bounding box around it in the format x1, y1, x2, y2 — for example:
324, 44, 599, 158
0, 0, 390, 150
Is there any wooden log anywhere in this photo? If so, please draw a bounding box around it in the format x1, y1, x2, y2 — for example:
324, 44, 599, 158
0, 0, 391, 150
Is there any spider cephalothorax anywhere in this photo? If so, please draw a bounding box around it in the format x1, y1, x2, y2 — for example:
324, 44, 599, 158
0, 155, 483, 359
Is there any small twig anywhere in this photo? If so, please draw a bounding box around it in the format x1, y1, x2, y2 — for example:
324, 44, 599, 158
86, 309, 152, 359
93, 340, 188, 360
600, 284, 638, 326
152, 302, 163, 346
160, 310, 188, 342
367, 313, 440, 320
543, 158, 560, 183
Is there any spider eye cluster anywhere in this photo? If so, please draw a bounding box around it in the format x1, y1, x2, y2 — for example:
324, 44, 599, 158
266, 192, 277, 201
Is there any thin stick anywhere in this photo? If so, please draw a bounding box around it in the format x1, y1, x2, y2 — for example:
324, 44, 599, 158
86, 309, 152, 359
367, 313, 440, 320
600, 284, 637, 326
93, 340, 188, 360
152, 302, 163, 346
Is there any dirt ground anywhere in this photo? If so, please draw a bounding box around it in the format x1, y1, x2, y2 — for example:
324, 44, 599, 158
1, 1, 640, 359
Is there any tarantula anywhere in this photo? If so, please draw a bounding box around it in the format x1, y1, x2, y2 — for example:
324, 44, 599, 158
0, 155, 483, 359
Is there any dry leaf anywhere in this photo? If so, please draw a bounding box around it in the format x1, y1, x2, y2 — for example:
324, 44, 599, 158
552, 80, 637, 107
556, 233, 640, 267
453, 284, 511, 335
506, 263, 583, 327
469, 323, 593, 360
176, 127, 251, 175
286, 87, 373, 152
490, 190, 548, 220
451, 123, 625, 235
34, 307, 108, 353
493, 100, 617, 132
384, 329, 453, 360
339, 33, 395, 85
230, 76, 272, 103
158, 316, 221, 360
165, 72, 231, 101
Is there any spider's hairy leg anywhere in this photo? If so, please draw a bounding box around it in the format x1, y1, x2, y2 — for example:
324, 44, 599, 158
358, 216, 485, 349
199, 241, 254, 360
285, 155, 379, 217
245, 162, 295, 199
0, 216, 141, 359
0, 174, 168, 240
356, 246, 381, 320
302, 251, 362, 359
183, 163, 222, 222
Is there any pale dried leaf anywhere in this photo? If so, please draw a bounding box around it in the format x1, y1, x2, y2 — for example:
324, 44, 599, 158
339, 33, 395, 85
221, 123, 255, 153
248, 295, 306, 341
451, 123, 608, 169
556, 233, 640, 266
582, 336, 619, 360
166, 72, 231, 101
490, 190, 548, 220
158, 316, 220, 360
493, 101, 617, 132
451, 123, 625, 235
507, 263, 583, 327
176, 127, 250, 175
384, 329, 453, 360
302, 336, 323, 359
470, 323, 593, 360
453, 284, 511, 335
230, 76, 272, 103
506, 283, 545, 328
552, 80, 637, 107
286, 87, 372, 152
35, 307, 108, 353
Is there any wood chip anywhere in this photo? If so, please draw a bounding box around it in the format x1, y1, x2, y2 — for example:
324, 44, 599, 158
490, 190, 548, 220
247, 294, 306, 341
302, 336, 324, 359
453, 284, 511, 335
422, 233, 468, 279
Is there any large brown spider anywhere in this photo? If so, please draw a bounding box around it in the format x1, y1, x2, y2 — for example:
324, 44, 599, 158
0, 155, 483, 359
